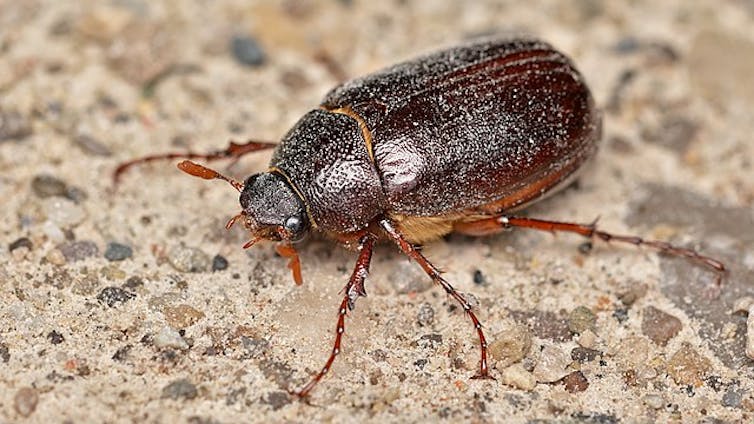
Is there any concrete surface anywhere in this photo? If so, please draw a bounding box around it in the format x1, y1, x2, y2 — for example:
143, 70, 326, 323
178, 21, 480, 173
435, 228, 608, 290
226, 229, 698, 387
1, 0, 753, 422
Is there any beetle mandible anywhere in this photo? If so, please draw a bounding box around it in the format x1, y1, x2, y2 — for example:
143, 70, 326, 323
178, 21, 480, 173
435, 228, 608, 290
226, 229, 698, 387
115, 36, 726, 397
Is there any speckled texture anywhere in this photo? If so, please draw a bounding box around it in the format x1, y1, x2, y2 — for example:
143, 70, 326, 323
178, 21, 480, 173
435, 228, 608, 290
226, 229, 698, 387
1, 1, 753, 423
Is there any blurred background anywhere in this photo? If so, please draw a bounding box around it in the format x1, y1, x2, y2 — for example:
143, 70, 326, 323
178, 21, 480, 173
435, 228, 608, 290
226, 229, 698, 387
1, 0, 753, 422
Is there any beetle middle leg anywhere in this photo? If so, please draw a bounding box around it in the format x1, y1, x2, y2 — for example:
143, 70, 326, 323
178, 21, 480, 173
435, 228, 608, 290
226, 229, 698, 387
454, 215, 727, 286
293, 233, 376, 398
379, 218, 493, 380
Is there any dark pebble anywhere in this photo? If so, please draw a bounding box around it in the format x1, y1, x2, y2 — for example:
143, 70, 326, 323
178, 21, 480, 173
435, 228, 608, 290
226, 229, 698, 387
230, 35, 266, 67
472, 269, 486, 285
104, 242, 133, 262
59, 240, 99, 262
212, 254, 228, 271
162, 378, 198, 400
261, 391, 291, 411
578, 241, 593, 254
0, 342, 9, 362
240, 337, 269, 359
31, 174, 68, 198
97, 286, 136, 307
123, 276, 144, 290
613, 308, 629, 323
9, 237, 33, 252
641, 306, 682, 346
112, 345, 132, 361
571, 347, 602, 363
47, 330, 65, 344
563, 371, 590, 393
73, 133, 112, 156
0, 109, 33, 141
416, 302, 434, 327
417, 333, 443, 350
65, 186, 88, 203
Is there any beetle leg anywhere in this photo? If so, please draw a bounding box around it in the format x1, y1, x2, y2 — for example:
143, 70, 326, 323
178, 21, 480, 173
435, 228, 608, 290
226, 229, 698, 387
455, 215, 727, 286
293, 234, 376, 398
113, 139, 277, 184
275, 243, 304, 285
379, 218, 493, 380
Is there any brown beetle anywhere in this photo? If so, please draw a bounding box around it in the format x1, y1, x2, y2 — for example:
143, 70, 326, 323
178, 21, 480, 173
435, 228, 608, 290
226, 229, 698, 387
116, 36, 726, 397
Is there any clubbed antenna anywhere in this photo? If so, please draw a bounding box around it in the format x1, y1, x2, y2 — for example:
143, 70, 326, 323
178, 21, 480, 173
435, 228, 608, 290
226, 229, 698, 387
177, 160, 244, 192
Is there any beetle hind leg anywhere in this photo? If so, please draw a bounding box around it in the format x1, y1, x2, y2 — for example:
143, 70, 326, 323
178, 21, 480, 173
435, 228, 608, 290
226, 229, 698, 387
292, 234, 376, 398
455, 215, 727, 288
379, 218, 493, 380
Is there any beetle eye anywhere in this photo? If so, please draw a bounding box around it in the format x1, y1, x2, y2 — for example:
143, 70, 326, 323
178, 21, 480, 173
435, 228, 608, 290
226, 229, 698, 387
284, 215, 304, 234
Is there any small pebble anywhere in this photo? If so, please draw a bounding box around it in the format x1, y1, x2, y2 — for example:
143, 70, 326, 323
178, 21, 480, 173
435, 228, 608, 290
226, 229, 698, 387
722, 387, 743, 408
97, 286, 136, 307
211, 254, 228, 271
489, 322, 533, 369
0, 343, 9, 363
643, 394, 665, 410
45, 248, 67, 266
500, 363, 537, 391
47, 330, 65, 344
31, 174, 68, 198
43, 197, 86, 228
169, 244, 211, 273
568, 306, 596, 334
104, 242, 133, 262
58, 240, 99, 262
472, 269, 486, 285
74, 133, 112, 156
230, 35, 266, 67
562, 371, 589, 393
416, 302, 434, 327
576, 329, 597, 349
571, 347, 602, 363
618, 284, 647, 306
42, 221, 66, 243
161, 378, 197, 400
14, 387, 39, 417
154, 326, 189, 350
0, 109, 33, 141
163, 304, 205, 329
9, 237, 33, 252
641, 306, 682, 346
666, 343, 712, 387
532, 344, 572, 383
417, 333, 443, 350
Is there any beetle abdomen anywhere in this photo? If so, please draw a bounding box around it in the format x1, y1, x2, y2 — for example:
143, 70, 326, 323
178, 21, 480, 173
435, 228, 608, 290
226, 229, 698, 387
323, 37, 600, 218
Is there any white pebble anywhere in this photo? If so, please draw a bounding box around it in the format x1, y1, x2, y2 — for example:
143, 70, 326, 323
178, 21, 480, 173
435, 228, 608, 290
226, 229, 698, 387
532, 344, 572, 383
500, 363, 537, 391
746, 305, 754, 360
154, 326, 189, 350
42, 197, 86, 228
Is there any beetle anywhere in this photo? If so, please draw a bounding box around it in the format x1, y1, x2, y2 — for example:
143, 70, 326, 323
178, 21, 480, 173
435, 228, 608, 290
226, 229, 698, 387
115, 36, 726, 397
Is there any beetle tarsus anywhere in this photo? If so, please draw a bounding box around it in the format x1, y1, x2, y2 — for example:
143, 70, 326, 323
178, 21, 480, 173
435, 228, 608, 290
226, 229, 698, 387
293, 234, 376, 398
379, 218, 492, 381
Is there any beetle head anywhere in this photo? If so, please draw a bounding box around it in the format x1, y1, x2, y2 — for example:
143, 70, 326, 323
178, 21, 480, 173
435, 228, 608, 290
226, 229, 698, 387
238, 172, 309, 242
176, 161, 309, 245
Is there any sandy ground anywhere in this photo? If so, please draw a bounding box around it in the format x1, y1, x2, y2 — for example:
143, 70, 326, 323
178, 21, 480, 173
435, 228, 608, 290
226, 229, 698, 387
1, 0, 754, 422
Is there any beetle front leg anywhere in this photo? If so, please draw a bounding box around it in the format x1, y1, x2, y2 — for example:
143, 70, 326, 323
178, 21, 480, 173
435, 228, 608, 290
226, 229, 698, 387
113, 139, 278, 184
292, 234, 376, 398
379, 218, 493, 380
455, 215, 727, 286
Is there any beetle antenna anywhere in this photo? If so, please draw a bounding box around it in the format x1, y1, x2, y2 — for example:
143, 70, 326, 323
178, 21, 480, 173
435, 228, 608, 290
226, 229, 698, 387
177, 160, 244, 192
